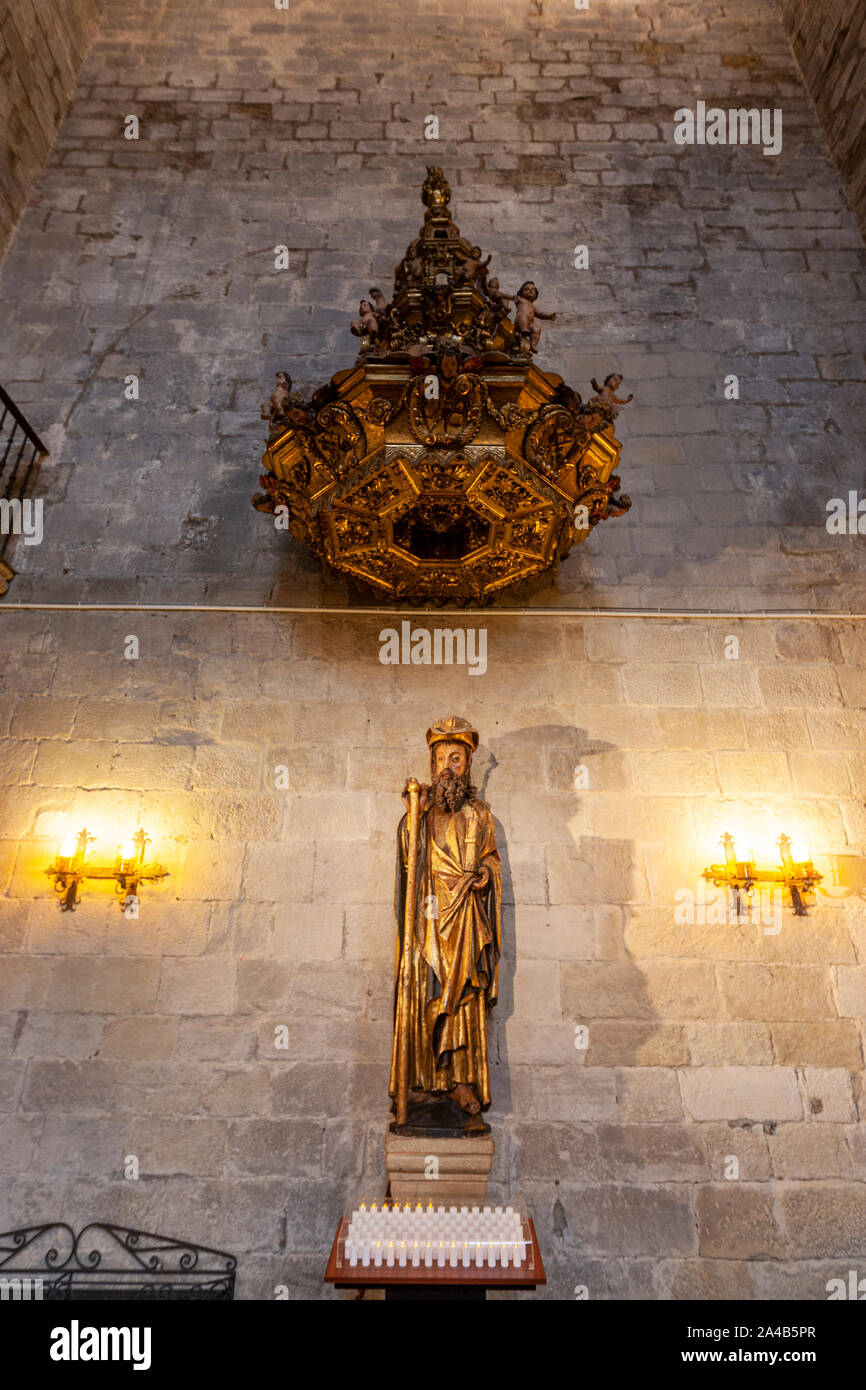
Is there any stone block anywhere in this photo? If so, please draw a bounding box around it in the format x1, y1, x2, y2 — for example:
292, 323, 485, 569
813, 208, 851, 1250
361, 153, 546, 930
781, 1184, 866, 1258
100, 1016, 178, 1060
771, 1021, 863, 1068
680, 1067, 803, 1121
559, 1183, 696, 1257
698, 1122, 772, 1181
615, 1068, 682, 1122
13, 1012, 104, 1059
598, 1124, 707, 1183
229, 1119, 323, 1177
124, 1117, 227, 1176
801, 1068, 857, 1122
717, 964, 834, 1021
836, 965, 866, 1018
697, 1184, 783, 1258
47, 958, 160, 1014
158, 958, 236, 1015
770, 1123, 854, 1179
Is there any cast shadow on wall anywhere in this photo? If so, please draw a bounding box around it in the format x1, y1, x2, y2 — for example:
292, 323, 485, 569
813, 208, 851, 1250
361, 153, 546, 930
473, 722, 658, 1116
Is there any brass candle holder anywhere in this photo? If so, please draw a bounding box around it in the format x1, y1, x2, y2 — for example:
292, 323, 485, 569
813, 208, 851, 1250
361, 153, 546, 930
702, 832, 823, 917
46, 827, 168, 912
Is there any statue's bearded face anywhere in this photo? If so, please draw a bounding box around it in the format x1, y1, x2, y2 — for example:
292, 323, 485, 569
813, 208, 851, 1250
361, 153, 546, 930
431, 741, 473, 812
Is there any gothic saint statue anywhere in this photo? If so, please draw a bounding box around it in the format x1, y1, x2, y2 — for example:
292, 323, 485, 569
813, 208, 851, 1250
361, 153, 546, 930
389, 715, 501, 1135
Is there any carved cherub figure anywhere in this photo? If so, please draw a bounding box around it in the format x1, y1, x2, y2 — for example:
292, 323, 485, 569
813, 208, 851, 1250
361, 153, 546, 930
514, 281, 557, 351
369, 287, 389, 316
350, 299, 379, 338
455, 244, 491, 287
260, 371, 310, 435
483, 276, 513, 326
590, 372, 633, 418
577, 403, 608, 434
261, 369, 292, 423
402, 239, 426, 286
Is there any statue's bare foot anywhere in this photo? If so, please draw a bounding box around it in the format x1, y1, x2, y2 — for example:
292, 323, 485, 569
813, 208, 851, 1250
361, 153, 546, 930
452, 1083, 480, 1115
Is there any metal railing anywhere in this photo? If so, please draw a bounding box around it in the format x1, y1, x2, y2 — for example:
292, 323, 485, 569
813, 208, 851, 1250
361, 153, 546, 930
0, 1222, 237, 1300
0, 383, 48, 594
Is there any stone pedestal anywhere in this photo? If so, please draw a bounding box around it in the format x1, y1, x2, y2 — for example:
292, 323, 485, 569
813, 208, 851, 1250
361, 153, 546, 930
385, 1135, 494, 1203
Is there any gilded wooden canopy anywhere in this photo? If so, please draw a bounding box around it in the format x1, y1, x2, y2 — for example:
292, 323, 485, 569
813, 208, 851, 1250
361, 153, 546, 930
253, 168, 631, 604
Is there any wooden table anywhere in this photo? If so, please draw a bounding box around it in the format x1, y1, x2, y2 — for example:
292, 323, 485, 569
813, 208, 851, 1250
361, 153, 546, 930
324, 1218, 546, 1299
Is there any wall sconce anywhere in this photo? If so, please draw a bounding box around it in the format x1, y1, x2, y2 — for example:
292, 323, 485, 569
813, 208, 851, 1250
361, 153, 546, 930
702, 832, 823, 917
46, 827, 168, 912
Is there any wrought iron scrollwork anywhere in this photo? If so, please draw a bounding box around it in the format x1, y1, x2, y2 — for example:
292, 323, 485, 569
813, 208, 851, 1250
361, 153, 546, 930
0, 1222, 236, 1300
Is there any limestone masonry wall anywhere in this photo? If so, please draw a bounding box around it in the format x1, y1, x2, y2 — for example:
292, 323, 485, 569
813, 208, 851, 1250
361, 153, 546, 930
0, 0, 102, 261
0, 0, 864, 1300
0, 0, 864, 611
0, 610, 864, 1298
778, 0, 866, 242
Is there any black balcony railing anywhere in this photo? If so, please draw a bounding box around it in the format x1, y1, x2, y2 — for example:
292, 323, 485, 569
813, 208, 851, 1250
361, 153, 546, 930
0, 383, 48, 594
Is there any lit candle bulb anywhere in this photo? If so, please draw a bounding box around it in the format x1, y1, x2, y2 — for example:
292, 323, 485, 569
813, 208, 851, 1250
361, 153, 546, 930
118, 838, 137, 871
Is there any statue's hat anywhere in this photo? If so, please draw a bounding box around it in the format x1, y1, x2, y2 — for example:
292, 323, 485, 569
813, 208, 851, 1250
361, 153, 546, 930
426, 714, 479, 753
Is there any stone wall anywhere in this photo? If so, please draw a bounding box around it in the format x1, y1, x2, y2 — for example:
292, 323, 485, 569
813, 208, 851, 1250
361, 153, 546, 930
0, 0, 864, 1300
0, 609, 864, 1299
0, 0, 864, 612
0, 0, 102, 261
778, 0, 866, 243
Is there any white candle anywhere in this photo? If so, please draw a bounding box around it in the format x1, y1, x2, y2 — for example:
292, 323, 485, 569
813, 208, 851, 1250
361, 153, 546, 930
475, 1243, 485, 1268
448, 1243, 458, 1268
386, 1242, 395, 1268
437, 1242, 446, 1268
373, 1242, 383, 1267
424, 1243, 433, 1268
513, 1241, 523, 1268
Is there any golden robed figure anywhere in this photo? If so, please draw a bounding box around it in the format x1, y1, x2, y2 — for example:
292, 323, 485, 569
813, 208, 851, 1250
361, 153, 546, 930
389, 716, 501, 1135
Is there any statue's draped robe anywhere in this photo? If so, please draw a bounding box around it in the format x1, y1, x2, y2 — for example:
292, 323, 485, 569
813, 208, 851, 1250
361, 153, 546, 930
389, 799, 501, 1108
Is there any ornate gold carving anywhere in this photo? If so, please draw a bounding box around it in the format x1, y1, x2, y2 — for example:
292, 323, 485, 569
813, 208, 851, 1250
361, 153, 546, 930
253, 170, 631, 603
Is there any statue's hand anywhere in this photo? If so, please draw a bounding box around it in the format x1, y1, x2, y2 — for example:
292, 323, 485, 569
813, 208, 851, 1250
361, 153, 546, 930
472, 865, 490, 890
401, 782, 431, 812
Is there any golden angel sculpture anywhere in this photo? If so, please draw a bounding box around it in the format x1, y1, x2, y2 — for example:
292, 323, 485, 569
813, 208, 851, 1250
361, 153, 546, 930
389, 716, 501, 1136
